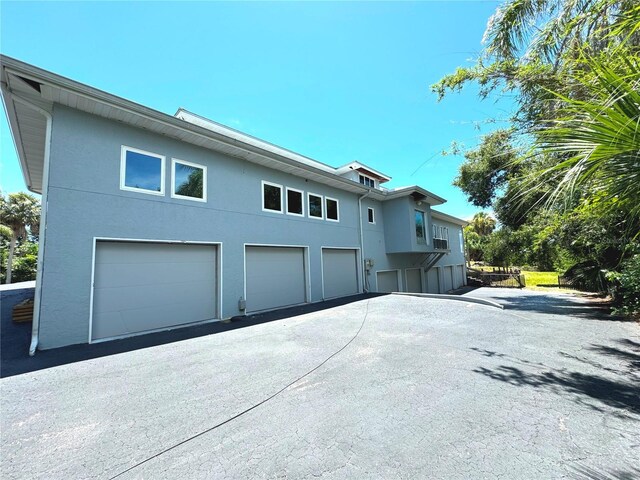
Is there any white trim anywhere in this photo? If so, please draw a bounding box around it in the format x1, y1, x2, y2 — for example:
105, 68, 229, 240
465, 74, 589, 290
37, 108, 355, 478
325, 196, 340, 222
320, 246, 362, 300
261, 180, 283, 213
243, 243, 311, 314
171, 158, 207, 202
120, 145, 166, 196
285, 186, 305, 217
375, 269, 402, 293
89, 237, 222, 344
367, 207, 375, 224
404, 267, 423, 293
307, 192, 324, 220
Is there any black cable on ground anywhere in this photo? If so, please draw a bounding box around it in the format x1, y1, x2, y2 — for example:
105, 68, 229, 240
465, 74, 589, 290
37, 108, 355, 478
109, 300, 371, 479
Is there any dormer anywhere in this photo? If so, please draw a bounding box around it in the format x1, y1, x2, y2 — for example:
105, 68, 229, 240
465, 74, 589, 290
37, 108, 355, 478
335, 161, 391, 190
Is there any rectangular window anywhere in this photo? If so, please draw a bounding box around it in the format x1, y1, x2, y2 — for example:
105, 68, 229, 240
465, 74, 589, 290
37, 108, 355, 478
359, 174, 375, 188
459, 229, 464, 254
325, 197, 339, 222
120, 146, 165, 195
368, 207, 375, 224
171, 159, 206, 202
286, 187, 304, 216
415, 210, 426, 244
308, 193, 323, 219
262, 181, 283, 213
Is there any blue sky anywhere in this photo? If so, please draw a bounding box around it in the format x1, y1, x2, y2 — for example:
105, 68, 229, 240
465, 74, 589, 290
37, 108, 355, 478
0, 1, 510, 219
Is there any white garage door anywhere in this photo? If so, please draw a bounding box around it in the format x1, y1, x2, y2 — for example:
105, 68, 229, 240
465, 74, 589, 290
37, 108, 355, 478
322, 248, 359, 299
443, 266, 454, 292
455, 265, 465, 289
92, 241, 217, 342
426, 268, 440, 294
246, 246, 306, 312
377, 270, 399, 293
405, 268, 423, 293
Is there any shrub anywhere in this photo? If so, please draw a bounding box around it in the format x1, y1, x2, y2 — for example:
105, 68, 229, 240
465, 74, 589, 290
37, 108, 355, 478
607, 255, 640, 318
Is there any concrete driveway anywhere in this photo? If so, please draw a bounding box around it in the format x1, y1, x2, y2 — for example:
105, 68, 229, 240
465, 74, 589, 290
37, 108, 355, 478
1, 290, 638, 479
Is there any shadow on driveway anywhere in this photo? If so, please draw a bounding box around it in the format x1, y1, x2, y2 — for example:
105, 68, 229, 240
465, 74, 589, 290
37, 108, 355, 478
1, 292, 385, 379
470, 338, 640, 417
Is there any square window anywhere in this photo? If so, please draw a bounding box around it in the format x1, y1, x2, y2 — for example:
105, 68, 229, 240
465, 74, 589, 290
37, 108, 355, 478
359, 174, 375, 188
120, 146, 165, 195
172, 159, 206, 201
326, 197, 339, 221
368, 207, 375, 224
286, 188, 304, 216
262, 181, 283, 212
308, 193, 323, 219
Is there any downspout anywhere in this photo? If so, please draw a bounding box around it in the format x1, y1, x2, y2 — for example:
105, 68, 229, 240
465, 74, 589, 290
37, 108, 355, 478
358, 190, 372, 293
8, 92, 53, 356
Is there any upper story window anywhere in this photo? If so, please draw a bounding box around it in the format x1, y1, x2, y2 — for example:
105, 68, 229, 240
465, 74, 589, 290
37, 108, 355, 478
286, 187, 304, 216
120, 146, 165, 195
368, 207, 375, 224
262, 181, 283, 213
433, 224, 449, 249
359, 174, 376, 188
172, 159, 206, 202
459, 229, 464, 254
308, 193, 323, 219
325, 197, 339, 222
415, 210, 426, 244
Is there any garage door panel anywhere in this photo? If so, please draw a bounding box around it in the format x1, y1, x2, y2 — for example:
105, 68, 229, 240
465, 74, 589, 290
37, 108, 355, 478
426, 268, 439, 294
443, 266, 453, 292
406, 269, 422, 293
246, 246, 306, 312
92, 242, 217, 341
377, 271, 399, 293
322, 249, 359, 299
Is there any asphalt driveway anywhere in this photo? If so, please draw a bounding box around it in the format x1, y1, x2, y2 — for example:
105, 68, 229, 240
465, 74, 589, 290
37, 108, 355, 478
1, 290, 638, 479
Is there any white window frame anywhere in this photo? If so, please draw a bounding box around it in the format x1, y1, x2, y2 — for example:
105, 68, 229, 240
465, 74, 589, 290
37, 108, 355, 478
262, 180, 283, 213
307, 192, 324, 220
359, 174, 376, 188
368, 207, 375, 224
285, 187, 305, 217
325, 196, 340, 222
171, 158, 207, 202
120, 145, 165, 196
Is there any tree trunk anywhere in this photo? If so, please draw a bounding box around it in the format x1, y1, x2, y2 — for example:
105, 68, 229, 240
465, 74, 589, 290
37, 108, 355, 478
6, 234, 16, 284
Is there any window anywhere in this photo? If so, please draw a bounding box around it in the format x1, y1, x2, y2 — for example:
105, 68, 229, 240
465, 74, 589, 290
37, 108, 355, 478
459, 229, 464, 254
171, 159, 206, 202
415, 210, 426, 244
359, 174, 375, 188
286, 187, 304, 216
433, 224, 449, 249
120, 146, 165, 195
325, 197, 339, 222
368, 207, 375, 224
308, 193, 323, 219
262, 181, 283, 213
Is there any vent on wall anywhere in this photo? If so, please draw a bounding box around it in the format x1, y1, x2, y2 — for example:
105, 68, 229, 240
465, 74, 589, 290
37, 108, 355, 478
17, 75, 42, 93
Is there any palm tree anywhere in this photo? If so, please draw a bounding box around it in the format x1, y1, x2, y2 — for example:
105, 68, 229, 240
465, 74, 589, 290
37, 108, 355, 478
0, 192, 40, 283
469, 212, 497, 237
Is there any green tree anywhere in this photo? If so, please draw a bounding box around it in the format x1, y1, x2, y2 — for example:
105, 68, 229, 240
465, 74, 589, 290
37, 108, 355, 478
0, 192, 40, 284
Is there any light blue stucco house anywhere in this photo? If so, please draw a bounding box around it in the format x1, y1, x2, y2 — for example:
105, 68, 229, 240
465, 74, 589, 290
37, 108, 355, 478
0, 55, 468, 353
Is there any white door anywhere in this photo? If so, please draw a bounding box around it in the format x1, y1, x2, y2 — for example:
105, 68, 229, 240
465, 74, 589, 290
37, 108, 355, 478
245, 246, 306, 312
426, 268, 439, 294
443, 266, 453, 292
405, 268, 422, 293
322, 248, 359, 299
92, 241, 217, 341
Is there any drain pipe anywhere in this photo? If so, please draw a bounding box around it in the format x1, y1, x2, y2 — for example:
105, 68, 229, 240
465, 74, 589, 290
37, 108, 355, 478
7, 92, 53, 356
358, 190, 372, 293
